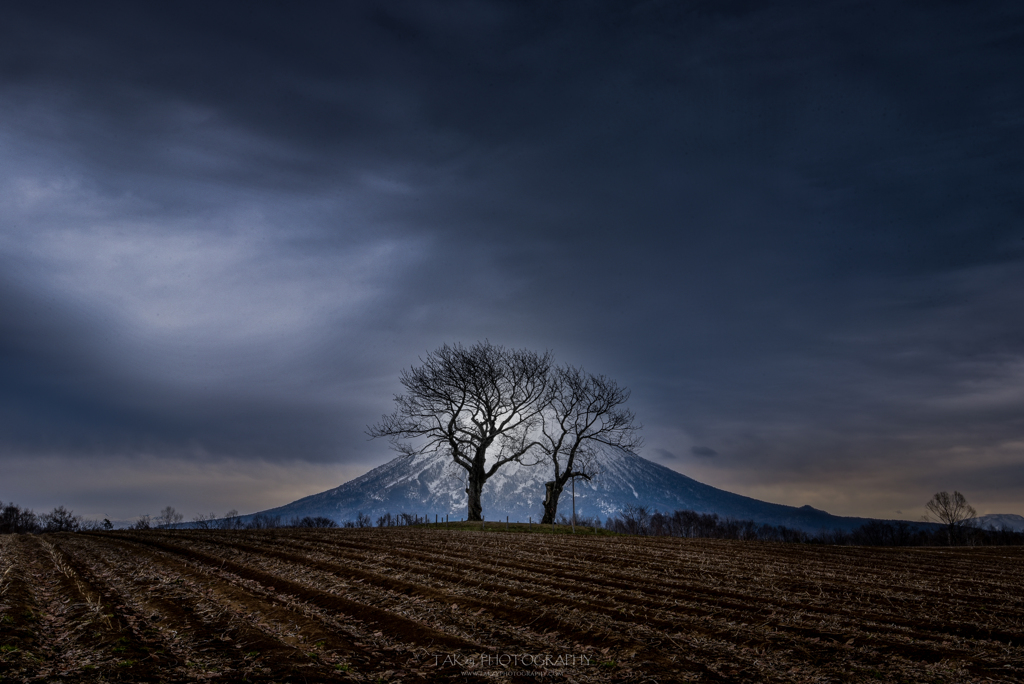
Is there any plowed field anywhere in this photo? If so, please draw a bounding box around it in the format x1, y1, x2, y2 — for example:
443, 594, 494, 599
1, 529, 1022, 683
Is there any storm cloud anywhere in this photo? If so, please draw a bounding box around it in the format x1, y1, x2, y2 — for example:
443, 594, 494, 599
1, 1, 1022, 521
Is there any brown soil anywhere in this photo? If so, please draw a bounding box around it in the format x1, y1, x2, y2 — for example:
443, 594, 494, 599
1, 528, 1021, 682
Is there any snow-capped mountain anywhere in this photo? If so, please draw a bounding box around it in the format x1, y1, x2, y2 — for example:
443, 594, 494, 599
254, 446, 884, 532
970, 513, 1024, 532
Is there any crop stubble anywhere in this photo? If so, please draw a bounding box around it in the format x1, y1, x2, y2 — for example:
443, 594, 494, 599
1, 529, 1021, 682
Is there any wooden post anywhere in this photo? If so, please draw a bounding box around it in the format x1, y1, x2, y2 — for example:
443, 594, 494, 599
506, 516, 509, 532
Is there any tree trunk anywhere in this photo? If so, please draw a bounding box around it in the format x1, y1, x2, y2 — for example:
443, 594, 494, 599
540, 480, 564, 525
466, 478, 484, 521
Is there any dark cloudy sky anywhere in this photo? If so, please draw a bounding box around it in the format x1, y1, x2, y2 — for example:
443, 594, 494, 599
2, 1, 1022, 523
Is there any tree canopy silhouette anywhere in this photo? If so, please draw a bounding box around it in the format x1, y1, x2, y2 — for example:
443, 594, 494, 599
538, 365, 642, 524
925, 490, 977, 545
368, 341, 552, 521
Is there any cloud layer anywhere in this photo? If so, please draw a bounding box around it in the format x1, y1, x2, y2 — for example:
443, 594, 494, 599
2, 1, 1022, 521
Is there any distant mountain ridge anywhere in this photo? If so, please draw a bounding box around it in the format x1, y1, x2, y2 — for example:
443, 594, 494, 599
254, 446, 898, 533
970, 513, 1024, 532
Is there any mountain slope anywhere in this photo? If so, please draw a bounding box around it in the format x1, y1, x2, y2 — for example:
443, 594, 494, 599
970, 513, 1024, 532
256, 447, 884, 532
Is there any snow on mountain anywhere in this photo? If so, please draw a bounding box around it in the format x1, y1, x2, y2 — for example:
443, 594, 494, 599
970, 513, 1024, 532
255, 446, 884, 532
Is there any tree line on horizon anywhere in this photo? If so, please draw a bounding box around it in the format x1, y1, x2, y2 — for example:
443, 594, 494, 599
0, 501, 343, 534
0, 502, 110, 534
603, 502, 1023, 547
6, 498, 1020, 547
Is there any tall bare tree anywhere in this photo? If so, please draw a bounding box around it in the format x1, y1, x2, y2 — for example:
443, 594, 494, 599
925, 490, 977, 545
538, 366, 642, 524
368, 341, 552, 521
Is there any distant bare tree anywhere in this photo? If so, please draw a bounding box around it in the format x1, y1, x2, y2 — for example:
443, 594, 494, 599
40, 505, 81, 533
369, 341, 552, 521
292, 516, 338, 528
538, 366, 641, 524
925, 491, 977, 545
0, 501, 40, 534
670, 509, 700, 538
246, 513, 281, 529
131, 514, 152, 530
890, 520, 915, 546
620, 503, 651, 536
219, 509, 243, 530
155, 506, 184, 529
192, 512, 219, 530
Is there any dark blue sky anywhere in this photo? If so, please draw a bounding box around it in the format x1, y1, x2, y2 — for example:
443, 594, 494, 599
2, 1, 1022, 522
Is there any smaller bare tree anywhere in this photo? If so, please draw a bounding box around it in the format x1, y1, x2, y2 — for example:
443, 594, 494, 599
155, 506, 184, 529
192, 512, 219, 530
925, 491, 977, 545
219, 509, 242, 530
620, 503, 651, 536
0, 501, 40, 534
538, 366, 642, 525
40, 506, 81, 533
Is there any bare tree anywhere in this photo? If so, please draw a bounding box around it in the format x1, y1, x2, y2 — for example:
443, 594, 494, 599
925, 491, 977, 545
155, 506, 184, 529
246, 513, 281, 529
0, 501, 40, 534
538, 366, 642, 524
192, 512, 219, 530
368, 341, 552, 521
219, 509, 242, 530
40, 505, 81, 533
620, 503, 651, 536
291, 515, 338, 528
